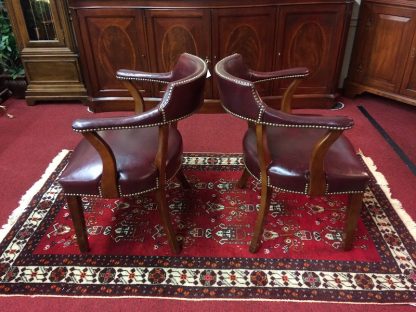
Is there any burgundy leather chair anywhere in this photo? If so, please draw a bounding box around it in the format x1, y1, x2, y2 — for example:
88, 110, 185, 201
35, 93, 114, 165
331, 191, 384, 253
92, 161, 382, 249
215, 54, 369, 253
59, 53, 207, 254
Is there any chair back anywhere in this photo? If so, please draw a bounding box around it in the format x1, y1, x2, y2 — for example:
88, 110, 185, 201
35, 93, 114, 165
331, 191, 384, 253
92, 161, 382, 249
160, 53, 207, 122
214, 53, 262, 122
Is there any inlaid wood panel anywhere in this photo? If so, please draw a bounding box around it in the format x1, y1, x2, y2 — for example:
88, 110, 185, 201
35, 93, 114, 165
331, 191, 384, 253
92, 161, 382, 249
68, 0, 353, 111
212, 7, 276, 96
275, 5, 347, 95
75, 9, 151, 98
146, 9, 211, 97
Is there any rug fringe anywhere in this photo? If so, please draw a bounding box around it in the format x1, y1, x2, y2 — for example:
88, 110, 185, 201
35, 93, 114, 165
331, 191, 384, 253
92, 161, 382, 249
0, 150, 70, 241
359, 151, 416, 241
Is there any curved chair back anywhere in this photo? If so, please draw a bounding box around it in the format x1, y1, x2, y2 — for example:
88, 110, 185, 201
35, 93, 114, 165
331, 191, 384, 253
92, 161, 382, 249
161, 53, 208, 122
215, 54, 262, 122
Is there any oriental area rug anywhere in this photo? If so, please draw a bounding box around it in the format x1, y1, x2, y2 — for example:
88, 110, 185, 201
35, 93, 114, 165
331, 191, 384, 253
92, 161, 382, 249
0, 151, 415, 303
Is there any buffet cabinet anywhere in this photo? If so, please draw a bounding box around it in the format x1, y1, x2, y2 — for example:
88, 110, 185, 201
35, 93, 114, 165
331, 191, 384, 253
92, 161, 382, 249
344, 0, 416, 107
5, 0, 87, 104
68, 0, 353, 112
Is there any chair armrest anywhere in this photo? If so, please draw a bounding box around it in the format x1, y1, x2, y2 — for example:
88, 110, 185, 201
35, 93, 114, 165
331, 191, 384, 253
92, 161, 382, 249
249, 67, 309, 83
116, 69, 173, 84
262, 106, 354, 130
72, 107, 164, 133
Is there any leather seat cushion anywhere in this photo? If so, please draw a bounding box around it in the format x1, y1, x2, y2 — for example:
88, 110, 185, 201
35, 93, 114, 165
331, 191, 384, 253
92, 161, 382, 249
59, 127, 183, 197
243, 126, 369, 194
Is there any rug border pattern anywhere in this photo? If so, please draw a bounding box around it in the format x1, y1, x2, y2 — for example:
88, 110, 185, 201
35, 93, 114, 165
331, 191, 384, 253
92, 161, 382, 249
0, 152, 414, 303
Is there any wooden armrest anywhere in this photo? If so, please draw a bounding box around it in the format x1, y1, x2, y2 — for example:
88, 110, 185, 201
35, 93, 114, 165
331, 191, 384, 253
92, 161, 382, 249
308, 129, 343, 195
82, 132, 118, 198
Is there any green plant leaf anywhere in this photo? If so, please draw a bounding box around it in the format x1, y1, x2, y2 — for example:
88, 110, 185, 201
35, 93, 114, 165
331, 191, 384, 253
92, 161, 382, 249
0, 1, 24, 79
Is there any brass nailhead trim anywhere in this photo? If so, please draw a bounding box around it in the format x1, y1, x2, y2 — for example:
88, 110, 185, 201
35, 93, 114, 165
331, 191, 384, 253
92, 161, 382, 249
76, 54, 207, 133
221, 105, 352, 131
117, 76, 170, 84
242, 162, 365, 195
216, 54, 351, 131
215, 54, 309, 86
63, 164, 185, 198
253, 73, 308, 84
73, 113, 194, 133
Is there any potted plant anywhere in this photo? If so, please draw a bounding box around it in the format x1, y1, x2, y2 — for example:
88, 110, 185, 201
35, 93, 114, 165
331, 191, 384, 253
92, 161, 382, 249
0, 0, 26, 99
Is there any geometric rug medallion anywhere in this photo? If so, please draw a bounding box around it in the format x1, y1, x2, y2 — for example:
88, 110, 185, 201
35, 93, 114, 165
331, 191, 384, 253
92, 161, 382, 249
0, 151, 415, 303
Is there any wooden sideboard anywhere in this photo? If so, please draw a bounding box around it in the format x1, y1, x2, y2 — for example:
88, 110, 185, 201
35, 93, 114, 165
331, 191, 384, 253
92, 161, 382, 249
344, 0, 416, 107
68, 0, 353, 112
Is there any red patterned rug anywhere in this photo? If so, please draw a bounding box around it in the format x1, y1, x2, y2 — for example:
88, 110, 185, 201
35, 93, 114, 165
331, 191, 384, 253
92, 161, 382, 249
0, 151, 415, 303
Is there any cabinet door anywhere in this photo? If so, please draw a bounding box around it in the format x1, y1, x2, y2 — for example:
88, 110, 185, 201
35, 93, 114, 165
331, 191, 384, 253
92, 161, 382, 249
275, 5, 347, 95
145, 9, 211, 97
75, 9, 151, 98
400, 21, 416, 98
352, 4, 416, 93
212, 7, 277, 96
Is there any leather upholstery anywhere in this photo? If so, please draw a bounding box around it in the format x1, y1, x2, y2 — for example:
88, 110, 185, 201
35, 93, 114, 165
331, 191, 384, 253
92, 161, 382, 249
243, 127, 369, 194
59, 127, 182, 196
216, 54, 354, 130
215, 53, 368, 253
73, 54, 207, 133
59, 53, 207, 198
215, 53, 369, 195
116, 70, 173, 83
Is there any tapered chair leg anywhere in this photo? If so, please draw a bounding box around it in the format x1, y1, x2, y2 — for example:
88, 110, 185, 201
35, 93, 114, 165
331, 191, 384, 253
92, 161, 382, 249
155, 187, 181, 254
249, 184, 272, 253
66, 195, 90, 252
343, 193, 364, 251
176, 167, 191, 189
237, 168, 250, 189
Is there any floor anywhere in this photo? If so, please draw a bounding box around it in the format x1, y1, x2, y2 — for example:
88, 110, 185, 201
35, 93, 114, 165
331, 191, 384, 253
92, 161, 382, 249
0, 94, 415, 311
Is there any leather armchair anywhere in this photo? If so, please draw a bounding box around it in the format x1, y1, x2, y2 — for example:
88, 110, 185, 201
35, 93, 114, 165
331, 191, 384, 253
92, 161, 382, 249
59, 53, 207, 254
215, 54, 369, 253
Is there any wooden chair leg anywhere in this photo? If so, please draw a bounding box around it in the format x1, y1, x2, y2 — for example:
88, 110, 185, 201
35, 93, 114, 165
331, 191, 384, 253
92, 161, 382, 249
155, 187, 181, 254
176, 167, 191, 189
237, 168, 250, 189
343, 193, 364, 251
66, 195, 90, 252
249, 184, 272, 253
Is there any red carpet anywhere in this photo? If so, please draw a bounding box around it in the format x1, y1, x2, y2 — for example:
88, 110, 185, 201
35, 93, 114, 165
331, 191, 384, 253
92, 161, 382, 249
0, 97, 415, 311
0, 152, 414, 304
356, 95, 416, 164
